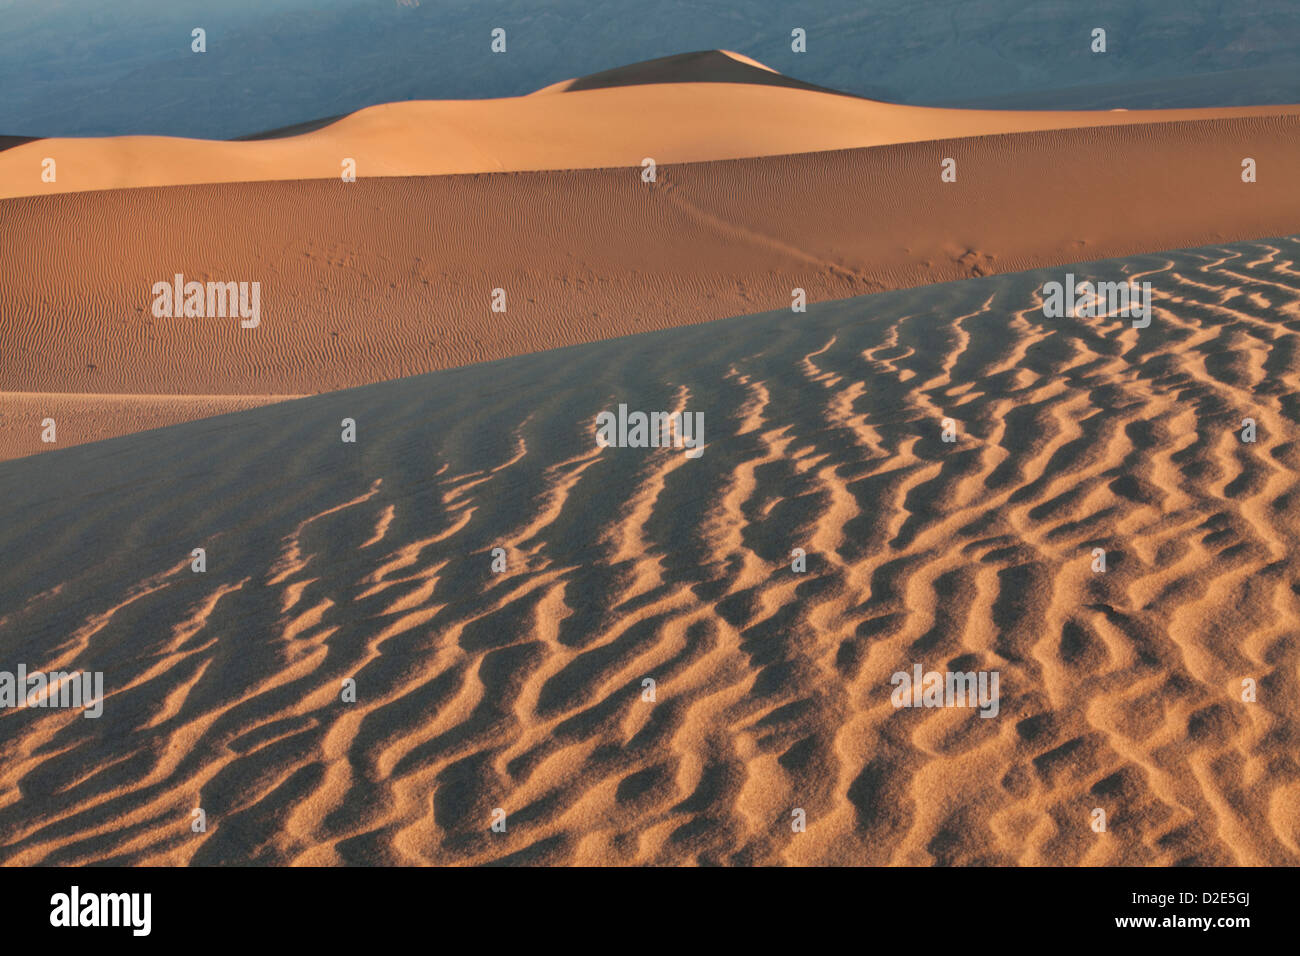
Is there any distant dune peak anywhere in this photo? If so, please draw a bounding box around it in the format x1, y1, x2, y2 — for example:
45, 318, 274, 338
717, 50, 779, 73
532, 49, 839, 96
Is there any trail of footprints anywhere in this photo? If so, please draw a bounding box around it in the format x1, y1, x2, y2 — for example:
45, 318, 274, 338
1, 239, 1299, 864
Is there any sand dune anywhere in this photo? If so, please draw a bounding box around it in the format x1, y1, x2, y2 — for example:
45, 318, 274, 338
1, 237, 1297, 865
4, 107, 1300, 459
3, 51, 1300, 199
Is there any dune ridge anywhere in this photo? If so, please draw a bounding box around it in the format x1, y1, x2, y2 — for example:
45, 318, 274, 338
531, 50, 832, 94
0, 237, 1297, 865
3, 51, 1299, 200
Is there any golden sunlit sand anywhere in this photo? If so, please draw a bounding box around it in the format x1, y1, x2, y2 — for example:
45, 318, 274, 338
2, 52, 1298, 868
1, 238, 1297, 864
4, 51, 1299, 201
3, 55, 1299, 459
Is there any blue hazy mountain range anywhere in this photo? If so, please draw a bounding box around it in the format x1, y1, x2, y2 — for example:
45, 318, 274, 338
2, 0, 1299, 138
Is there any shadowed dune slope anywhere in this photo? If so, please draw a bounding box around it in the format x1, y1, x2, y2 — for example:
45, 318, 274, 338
3, 51, 1299, 199
4, 113, 1300, 459
1, 237, 1298, 865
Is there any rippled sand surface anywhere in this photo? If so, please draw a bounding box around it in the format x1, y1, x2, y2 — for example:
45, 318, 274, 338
1, 238, 1297, 865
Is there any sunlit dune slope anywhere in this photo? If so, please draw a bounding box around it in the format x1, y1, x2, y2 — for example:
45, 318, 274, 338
3, 51, 1299, 199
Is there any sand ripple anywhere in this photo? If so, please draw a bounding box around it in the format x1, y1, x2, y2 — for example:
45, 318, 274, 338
1, 238, 1298, 865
